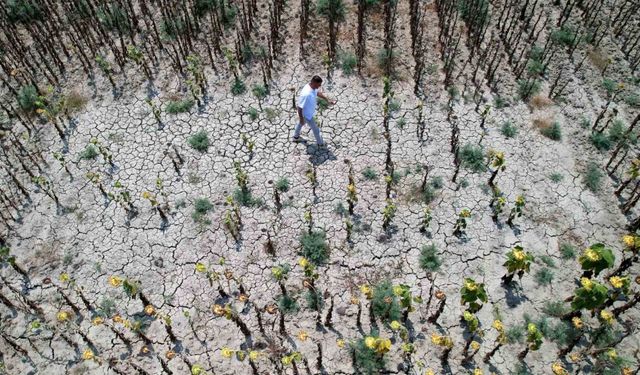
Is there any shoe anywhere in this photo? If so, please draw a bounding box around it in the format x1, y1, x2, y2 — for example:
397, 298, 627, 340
292, 136, 303, 142
317, 143, 327, 148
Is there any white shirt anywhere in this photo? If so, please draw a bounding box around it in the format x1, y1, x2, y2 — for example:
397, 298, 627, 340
297, 84, 318, 120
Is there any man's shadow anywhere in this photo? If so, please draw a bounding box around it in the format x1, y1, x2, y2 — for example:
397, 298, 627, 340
306, 144, 337, 166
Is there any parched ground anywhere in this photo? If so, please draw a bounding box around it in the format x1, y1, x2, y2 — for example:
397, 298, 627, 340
1, 0, 639, 374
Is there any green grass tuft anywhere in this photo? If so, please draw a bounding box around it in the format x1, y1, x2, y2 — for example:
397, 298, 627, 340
419, 244, 442, 272
583, 161, 603, 192
501, 121, 518, 138
166, 99, 194, 114
300, 230, 330, 265
459, 143, 486, 172
188, 130, 210, 152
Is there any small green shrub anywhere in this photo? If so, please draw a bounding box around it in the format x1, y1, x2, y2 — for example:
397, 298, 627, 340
340, 51, 357, 75
608, 119, 636, 145
447, 85, 460, 99
247, 107, 259, 120
583, 162, 603, 192
494, 96, 509, 108
371, 280, 401, 323
551, 26, 577, 47
7, 0, 42, 24
506, 325, 524, 344
396, 118, 406, 129
97, 298, 116, 317
160, 16, 186, 40
501, 121, 518, 138
166, 99, 194, 114
538, 255, 556, 268
352, 334, 387, 374
277, 294, 299, 314
335, 202, 347, 216
580, 116, 591, 128
540, 122, 562, 141
275, 177, 290, 192
518, 79, 542, 100
549, 172, 564, 182
188, 130, 210, 152
376, 48, 395, 74
316, 0, 346, 20
459, 143, 486, 172
362, 167, 378, 180
79, 145, 99, 160
388, 99, 401, 113
231, 77, 247, 95
590, 132, 612, 151
300, 230, 329, 265
430, 176, 444, 189
17, 85, 38, 112
419, 244, 441, 272
251, 84, 268, 100
559, 243, 576, 260
305, 290, 324, 311
233, 188, 262, 207
192, 198, 213, 223
535, 268, 554, 286
542, 300, 568, 317
98, 4, 130, 32
623, 92, 640, 107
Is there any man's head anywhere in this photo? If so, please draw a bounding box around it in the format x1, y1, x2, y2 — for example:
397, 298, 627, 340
310, 75, 323, 89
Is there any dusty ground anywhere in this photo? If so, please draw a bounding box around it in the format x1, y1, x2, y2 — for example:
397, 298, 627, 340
1, 0, 639, 374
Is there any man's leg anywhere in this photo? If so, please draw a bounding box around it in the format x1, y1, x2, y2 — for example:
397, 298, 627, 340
293, 121, 303, 138
306, 117, 325, 145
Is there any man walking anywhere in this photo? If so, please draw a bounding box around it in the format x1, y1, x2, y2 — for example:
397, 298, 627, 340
293, 75, 336, 147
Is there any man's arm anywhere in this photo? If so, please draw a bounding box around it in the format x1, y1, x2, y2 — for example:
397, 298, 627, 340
317, 91, 336, 105
297, 106, 305, 124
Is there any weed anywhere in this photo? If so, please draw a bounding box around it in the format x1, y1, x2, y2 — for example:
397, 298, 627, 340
371, 280, 401, 323
559, 243, 576, 260
7, 0, 42, 23
352, 334, 387, 374
300, 230, 329, 265
277, 294, 299, 314
340, 51, 357, 75
580, 116, 591, 128
419, 244, 442, 272
233, 188, 262, 207
251, 84, 268, 100
166, 99, 194, 114
583, 161, 603, 192
539, 121, 562, 141
539, 255, 556, 268
459, 143, 486, 172
549, 172, 564, 182
79, 144, 99, 160
305, 290, 324, 311
542, 301, 568, 318
231, 77, 247, 95
17, 85, 38, 112
506, 325, 524, 344
590, 132, 611, 151
376, 48, 395, 74
247, 107, 259, 121
192, 198, 213, 224
518, 79, 541, 100
188, 130, 210, 152
501, 121, 518, 138
535, 268, 554, 286
275, 177, 290, 192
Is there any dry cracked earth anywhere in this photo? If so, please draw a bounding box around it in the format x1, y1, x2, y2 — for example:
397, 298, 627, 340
1, 0, 640, 375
